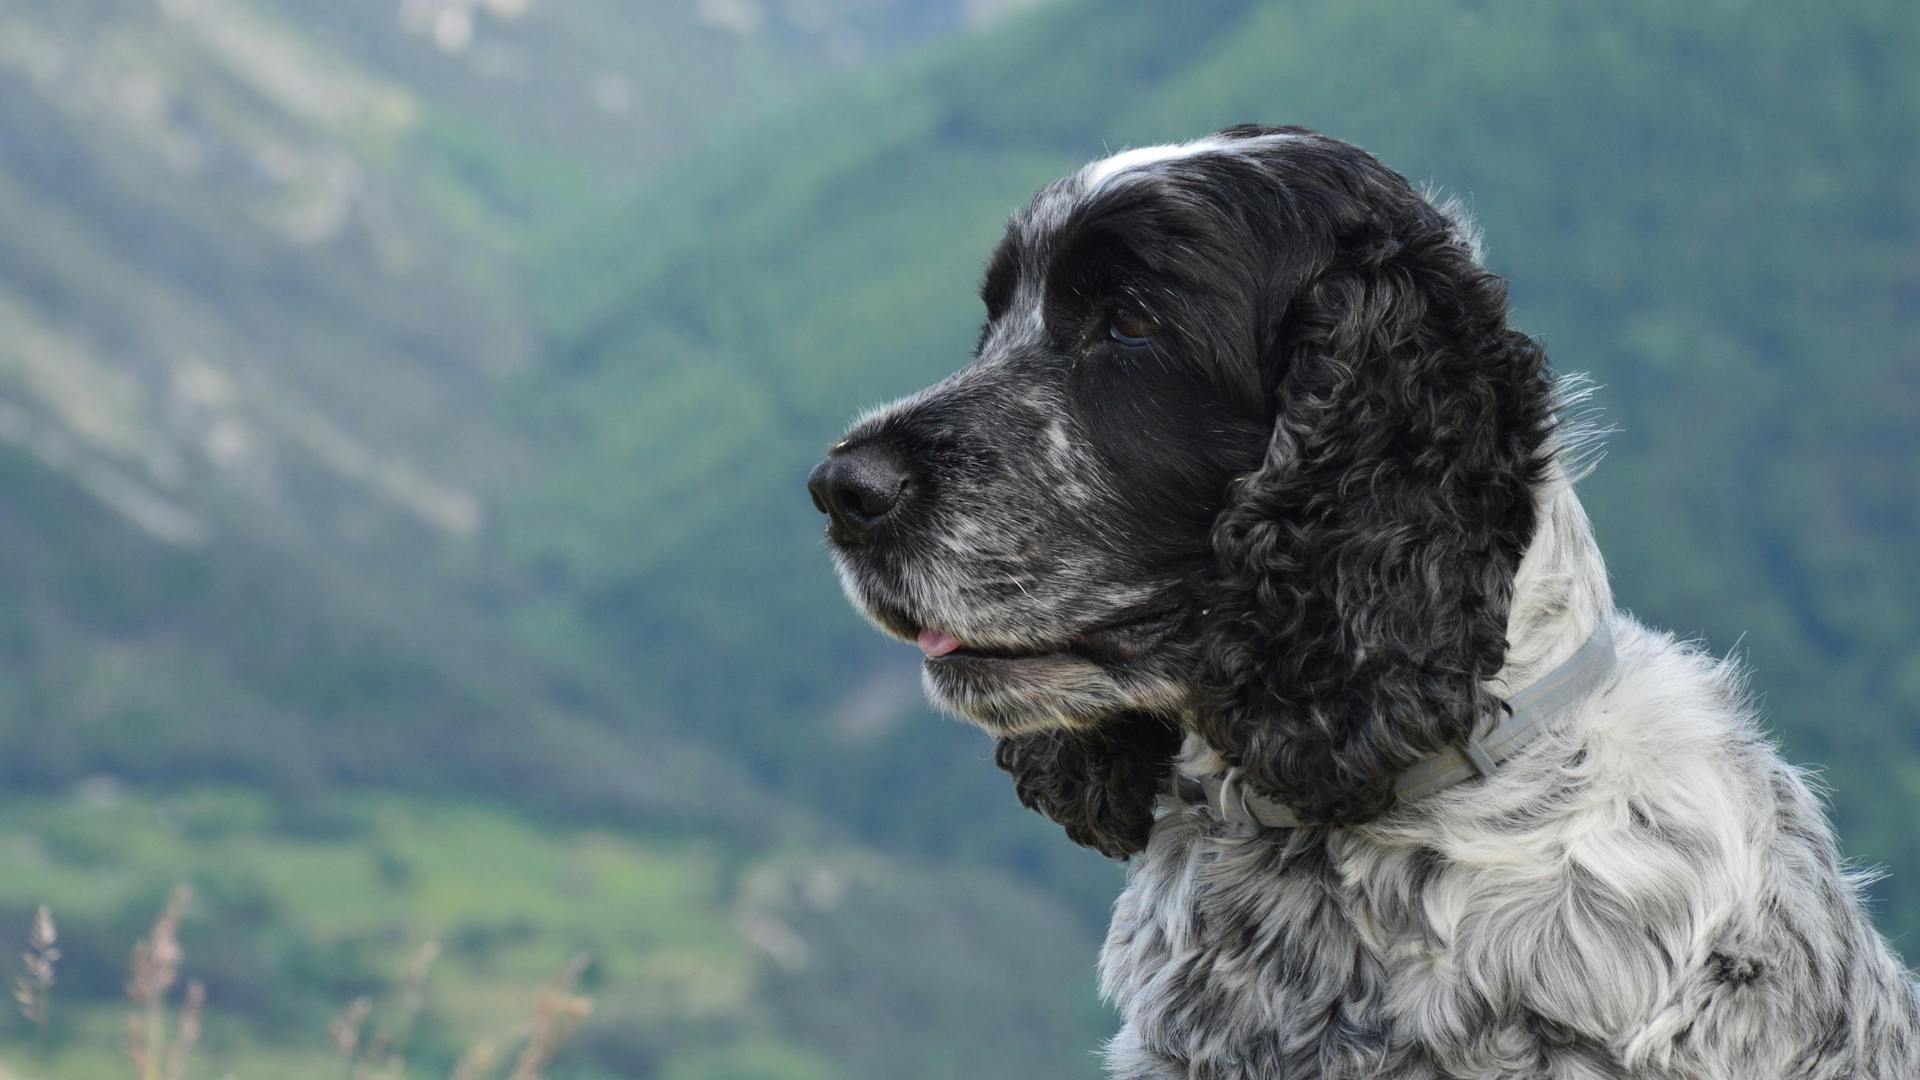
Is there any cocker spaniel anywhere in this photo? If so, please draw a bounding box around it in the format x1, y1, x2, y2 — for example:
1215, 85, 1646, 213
807, 126, 1919, 1078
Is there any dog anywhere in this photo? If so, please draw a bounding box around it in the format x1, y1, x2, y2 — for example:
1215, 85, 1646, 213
806, 126, 1919, 1078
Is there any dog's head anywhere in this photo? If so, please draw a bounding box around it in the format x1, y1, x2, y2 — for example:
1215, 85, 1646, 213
809, 126, 1554, 856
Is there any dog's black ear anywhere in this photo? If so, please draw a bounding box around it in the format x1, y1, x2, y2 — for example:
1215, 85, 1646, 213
1197, 184, 1554, 826
993, 712, 1182, 860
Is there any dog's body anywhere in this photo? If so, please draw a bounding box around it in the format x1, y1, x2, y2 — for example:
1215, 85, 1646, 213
1103, 485, 1919, 1078
807, 127, 1919, 1077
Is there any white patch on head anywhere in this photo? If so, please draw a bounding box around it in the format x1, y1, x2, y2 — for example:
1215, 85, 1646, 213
1079, 131, 1303, 194
1082, 137, 1239, 190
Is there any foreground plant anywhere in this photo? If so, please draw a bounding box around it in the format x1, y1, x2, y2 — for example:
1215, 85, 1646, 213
4, 895, 592, 1080
15, 905, 60, 1071
124, 885, 202, 1080
506, 953, 591, 1080
329, 946, 592, 1080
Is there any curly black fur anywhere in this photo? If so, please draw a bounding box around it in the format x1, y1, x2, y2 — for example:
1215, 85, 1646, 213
1195, 159, 1555, 826
994, 712, 1184, 859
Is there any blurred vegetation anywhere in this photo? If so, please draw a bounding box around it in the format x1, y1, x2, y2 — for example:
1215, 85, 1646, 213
0, 787, 1098, 1078
0, 0, 1915, 1076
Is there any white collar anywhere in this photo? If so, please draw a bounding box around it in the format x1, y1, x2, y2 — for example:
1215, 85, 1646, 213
1179, 618, 1616, 833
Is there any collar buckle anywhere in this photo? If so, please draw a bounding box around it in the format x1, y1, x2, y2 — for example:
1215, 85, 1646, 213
1216, 768, 1263, 837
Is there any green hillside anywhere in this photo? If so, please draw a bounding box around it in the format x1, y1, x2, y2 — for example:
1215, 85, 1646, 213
1, 2, 1115, 1076
0, 786, 1105, 1079
0, 0, 1025, 816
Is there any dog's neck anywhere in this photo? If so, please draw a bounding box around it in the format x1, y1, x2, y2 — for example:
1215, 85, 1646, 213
1487, 472, 1614, 697
1177, 473, 1612, 788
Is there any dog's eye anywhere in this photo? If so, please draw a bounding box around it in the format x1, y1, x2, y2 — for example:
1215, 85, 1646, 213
1108, 308, 1159, 347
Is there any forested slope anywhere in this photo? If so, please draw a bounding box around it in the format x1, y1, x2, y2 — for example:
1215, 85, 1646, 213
1, 3, 1113, 1076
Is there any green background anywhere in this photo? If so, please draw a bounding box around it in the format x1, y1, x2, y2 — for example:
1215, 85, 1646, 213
0, 1, 1914, 1076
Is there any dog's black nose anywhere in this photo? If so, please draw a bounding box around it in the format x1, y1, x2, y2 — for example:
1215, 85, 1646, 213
808, 444, 908, 543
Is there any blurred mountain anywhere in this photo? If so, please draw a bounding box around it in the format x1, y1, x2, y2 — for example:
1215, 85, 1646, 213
0, 0, 1035, 811
2, 0, 1916, 1076
1, 2, 1106, 1076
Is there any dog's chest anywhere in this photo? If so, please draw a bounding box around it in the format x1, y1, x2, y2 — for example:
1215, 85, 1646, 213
1101, 819, 1401, 1076
1099, 813, 1590, 1079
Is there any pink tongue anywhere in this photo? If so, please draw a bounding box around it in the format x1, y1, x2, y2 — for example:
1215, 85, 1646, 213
916, 628, 965, 657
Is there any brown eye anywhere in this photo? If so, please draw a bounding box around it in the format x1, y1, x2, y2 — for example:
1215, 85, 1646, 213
1108, 308, 1159, 346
